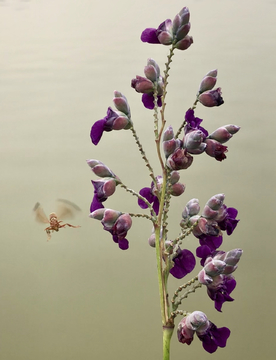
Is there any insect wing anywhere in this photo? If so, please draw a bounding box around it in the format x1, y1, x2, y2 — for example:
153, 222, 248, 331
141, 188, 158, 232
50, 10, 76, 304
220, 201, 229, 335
33, 202, 49, 224
56, 199, 81, 220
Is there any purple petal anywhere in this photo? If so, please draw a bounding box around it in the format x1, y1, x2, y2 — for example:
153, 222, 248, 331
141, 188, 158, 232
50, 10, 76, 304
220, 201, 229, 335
152, 197, 160, 215
141, 28, 160, 43
138, 187, 154, 209
90, 119, 105, 145
170, 249, 196, 279
90, 196, 104, 212
211, 325, 231, 348
118, 238, 129, 250
142, 93, 155, 109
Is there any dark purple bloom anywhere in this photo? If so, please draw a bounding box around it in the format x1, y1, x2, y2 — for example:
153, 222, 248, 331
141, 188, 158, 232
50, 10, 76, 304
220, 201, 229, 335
141, 20, 172, 45
197, 322, 231, 353
207, 275, 236, 312
196, 234, 223, 266
184, 108, 208, 136
218, 207, 239, 235
170, 249, 196, 279
90, 209, 132, 250
138, 184, 160, 215
90, 107, 130, 145
141, 7, 193, 51
142, 93, 162, 109
90, 178, 117, 213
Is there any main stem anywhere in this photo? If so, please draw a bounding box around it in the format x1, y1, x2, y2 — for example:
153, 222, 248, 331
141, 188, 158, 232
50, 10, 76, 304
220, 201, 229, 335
163, 326, 174, 360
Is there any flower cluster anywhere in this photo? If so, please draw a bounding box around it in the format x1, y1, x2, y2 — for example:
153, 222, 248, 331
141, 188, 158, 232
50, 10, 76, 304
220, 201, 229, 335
90, 208, 132, 250
87, 5, 243, 357
90, 91, 132, 145
177, 311, 230, 353
131, 58, 164, 109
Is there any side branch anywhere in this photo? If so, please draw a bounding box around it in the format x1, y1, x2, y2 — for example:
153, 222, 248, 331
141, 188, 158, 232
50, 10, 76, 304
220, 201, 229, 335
130, 125, 156, 185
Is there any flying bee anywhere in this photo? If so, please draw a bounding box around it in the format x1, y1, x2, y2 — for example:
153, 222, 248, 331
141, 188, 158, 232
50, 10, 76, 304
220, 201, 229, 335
33, 199, 81, 240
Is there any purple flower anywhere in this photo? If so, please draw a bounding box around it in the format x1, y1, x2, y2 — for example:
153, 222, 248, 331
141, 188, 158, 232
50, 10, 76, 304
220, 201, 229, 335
197, 321, 231, 353
184, 109, 208, 136
196, 234, 223, 266
217, 207, 239, 235
170, 249, 196, 279
141, 7, 193, 51
141, 93, 162, 109
90, 178, 117, 212
177, 311, 231, 353
90, 107, 131, 145
131, 59, 164, 110
206, 275, 236, 312
138, 180, 160, 215
90, 208, 132, 250
204, 139, 228, 161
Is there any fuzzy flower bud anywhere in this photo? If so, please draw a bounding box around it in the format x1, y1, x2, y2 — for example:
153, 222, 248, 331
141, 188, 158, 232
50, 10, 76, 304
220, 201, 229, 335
198, 87, 224, 107
214, 249, 243, 275
170, 182, 186, 196
131, 75, 154, 93
113, 91, 131, 117
183, 130, 207, 154
170, 170, 180, 184
198, 69, 217, 94
166, 148, 193, 170
181, 199, 200, 226
204, 138, 228, 161
86, 159, 117, 178
208, 124, 240, 144
202, 194, 225, 219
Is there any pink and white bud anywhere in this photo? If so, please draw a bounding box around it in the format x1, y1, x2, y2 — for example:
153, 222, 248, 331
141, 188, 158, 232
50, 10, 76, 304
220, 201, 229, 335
170, 182, 186, 196
113, 91, 131, 117
175, 35, 193, 50
166, 148, 193, 170
198, 87, 224, 107
170, 171, 180, 185
114, 213, 132, 239
131, 75, 154, 93
208, 124, 240, 144
198, 69, 217, 94
86, 159, 116, 178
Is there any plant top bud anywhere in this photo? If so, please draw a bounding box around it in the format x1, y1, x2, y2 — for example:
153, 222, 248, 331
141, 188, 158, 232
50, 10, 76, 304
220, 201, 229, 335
87, 159, 117, 178
113, 91, 131, 117
198, 69, 217, 94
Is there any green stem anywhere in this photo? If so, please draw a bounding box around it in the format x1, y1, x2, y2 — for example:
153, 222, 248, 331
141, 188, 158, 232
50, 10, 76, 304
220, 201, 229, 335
163, 325, 174, 360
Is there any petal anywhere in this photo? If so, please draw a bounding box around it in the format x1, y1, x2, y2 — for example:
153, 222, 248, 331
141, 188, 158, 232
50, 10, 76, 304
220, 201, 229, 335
90, 119, 105, 145
141, 28, 160, 43
138, 187, 154, 209
90, 196, 104, 213
142, 93, 155, 109
152, 197, 160, 215
170, 249, 196, 279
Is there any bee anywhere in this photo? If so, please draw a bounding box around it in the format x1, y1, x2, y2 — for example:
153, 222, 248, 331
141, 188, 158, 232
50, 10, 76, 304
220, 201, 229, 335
33, 199, 81, 240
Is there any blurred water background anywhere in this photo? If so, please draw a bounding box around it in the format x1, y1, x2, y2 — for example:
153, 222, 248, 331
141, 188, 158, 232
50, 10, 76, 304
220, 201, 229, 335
0, 0, 275, 359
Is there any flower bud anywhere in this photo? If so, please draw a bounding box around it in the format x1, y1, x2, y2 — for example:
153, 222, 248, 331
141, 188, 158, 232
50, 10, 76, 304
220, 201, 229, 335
204, 259, 226, 277
113, 91, 131, 117
148, 233, 156, 247
177, 316, 195, 345
208, 124, 240, 144
170, 182, 186, 196
102, 209, 122, 230
113, 213, 132, 239
216, 248, 243, 275
198, 88, 224, 107
166, 148, 193, 170
112, 115, 130, 130
182, 199, 200, 219
175, 35, 193, 50
187, 311, 209, 331
198, 69, 217, 94
183, 130, 207, 154
170, 171, 180, 185
147, 58, 161, 77
131, 75, 154, 93
144, 64, 158, 82
89, 208, 105, 220
86, 159, 116, 178
204, 139, 228, 161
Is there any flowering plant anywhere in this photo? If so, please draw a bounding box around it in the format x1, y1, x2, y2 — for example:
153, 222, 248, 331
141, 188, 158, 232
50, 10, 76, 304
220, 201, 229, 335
88, 6, 242, 360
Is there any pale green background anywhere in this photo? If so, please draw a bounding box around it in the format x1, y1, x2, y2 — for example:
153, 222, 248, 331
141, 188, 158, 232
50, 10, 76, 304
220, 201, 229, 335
0, 0, 275, 359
